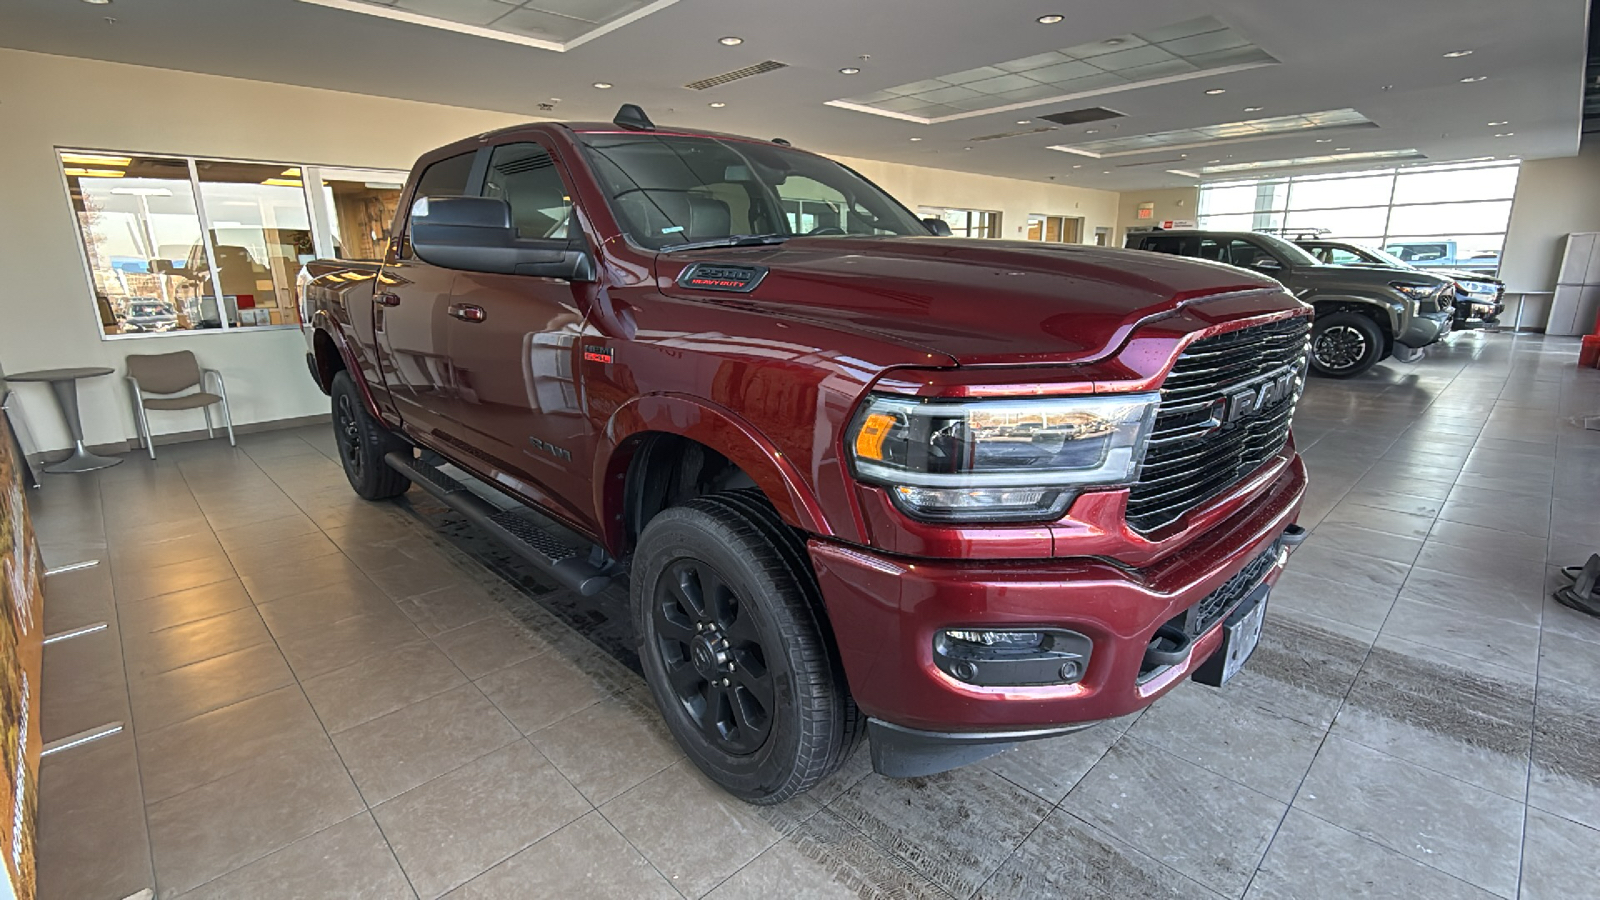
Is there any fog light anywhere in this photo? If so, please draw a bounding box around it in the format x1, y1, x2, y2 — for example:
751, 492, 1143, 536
943, 630, 1045, 648
933, 628, 1092, 686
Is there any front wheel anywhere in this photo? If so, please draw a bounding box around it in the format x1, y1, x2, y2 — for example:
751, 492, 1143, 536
331, 371, 411, 500
632, 493, 857, 804
1309, 311, 1385, 378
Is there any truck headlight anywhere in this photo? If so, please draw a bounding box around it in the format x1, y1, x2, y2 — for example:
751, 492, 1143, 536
847, 393, 1159, 522
1455, 279, 1490, 294
1390, 281, 1443, 303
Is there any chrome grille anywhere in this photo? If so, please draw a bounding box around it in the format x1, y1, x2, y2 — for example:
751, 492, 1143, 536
1126, 317, 1311, 533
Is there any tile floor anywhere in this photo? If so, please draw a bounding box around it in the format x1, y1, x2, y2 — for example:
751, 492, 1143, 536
29, 330, 1600, 900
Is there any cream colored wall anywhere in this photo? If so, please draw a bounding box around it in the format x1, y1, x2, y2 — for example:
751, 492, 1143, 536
1500, 138, 1600, 294
1114, 187, 1200, 245
837, 155, 1121, 244
0, 48, 1128, 452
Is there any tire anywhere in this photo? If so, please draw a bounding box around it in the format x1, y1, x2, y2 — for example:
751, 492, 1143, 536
632, 493, 856, 804
1309, 311, 1385, 378
331, 371, 411, 500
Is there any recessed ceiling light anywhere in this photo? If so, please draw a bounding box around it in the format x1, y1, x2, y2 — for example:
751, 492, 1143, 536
1101, 170, 1111, 174
1381, 84, 1395, 91
81, 0, 112, 4
1314, 138, 1333, 143
1494, 132, 1514, 137
708, 102, 726, 108
909, 136, 923, 141
592, 82, 612, 89
1244, 106, 1264, 112
1207, 159, 1222, 164
1037, 14, 1064, 24
1487, 120, 1509, 126
1443, 49, 1474, 58
1017, 119, 1031, 124
1104, 38, 1126, 46
1084, 129, 1098, 134
1335, 147, 1351, 151
718, 36, 743, 46
1460, 75, 1487, 83
1205, 88, 1227, 95
839, 67, 861, 75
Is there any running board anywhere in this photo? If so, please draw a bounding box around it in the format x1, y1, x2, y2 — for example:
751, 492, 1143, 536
384, 451, 620, 597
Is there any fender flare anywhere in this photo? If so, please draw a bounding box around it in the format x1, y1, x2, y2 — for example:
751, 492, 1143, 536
594, 393, 832, 547
1303, 292, 1405, 333
309, 315, 384, 422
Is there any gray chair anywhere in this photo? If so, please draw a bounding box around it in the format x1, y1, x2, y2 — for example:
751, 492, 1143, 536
125, 351, 235, 459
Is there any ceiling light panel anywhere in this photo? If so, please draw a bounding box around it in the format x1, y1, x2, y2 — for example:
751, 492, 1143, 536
1200, 149, 1425, 174
297, 0, 679, 52
829, 16, 1276, 124
1049, 108, 1373, 158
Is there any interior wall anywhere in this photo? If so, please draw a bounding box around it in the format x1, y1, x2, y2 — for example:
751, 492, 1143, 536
837, 156, 1122, 244
1500, 137, 1600, 294
1114, 186, 1200, 245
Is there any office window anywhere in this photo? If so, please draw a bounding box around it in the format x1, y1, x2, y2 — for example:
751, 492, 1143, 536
920, 206, 1002, 239
59, 149, 406, 339
1026, 214, 1083, 243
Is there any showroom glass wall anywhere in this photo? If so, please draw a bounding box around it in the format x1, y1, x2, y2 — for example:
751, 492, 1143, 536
59, 150, 405, 338
1196, 160, 1521, 273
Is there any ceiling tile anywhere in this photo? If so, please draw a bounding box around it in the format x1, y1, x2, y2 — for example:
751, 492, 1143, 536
1024, 60, 1102, 83
995, 51, 1073, 73
942, 66, 1010, 84
1090, 44, 1179, 71
1068, 35, 1150, 59
1136, 16, 1225, 43
1115, 58, 1200, 80
393, 0, 512, 26
964, 73, 1050, 94
915, 84, 985, 104
493, 6, 590, 39
1159, 29, 1249, 57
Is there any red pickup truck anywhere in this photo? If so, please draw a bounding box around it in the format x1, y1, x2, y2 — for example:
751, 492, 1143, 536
300, 105, 1310, 804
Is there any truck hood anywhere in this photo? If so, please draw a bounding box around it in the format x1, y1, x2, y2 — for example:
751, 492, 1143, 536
655, 237, 1287, 366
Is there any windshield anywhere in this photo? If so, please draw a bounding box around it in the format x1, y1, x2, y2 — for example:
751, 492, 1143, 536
580, 133, 927, 251
1252, 232, 1323, 267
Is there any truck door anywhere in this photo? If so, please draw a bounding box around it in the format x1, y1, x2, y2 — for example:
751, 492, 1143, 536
440, 140, 598, 530
372, 150, 479, 436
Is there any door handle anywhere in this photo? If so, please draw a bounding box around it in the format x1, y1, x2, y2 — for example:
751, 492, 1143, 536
448, 304, 487, 323
375, 292, 401, 307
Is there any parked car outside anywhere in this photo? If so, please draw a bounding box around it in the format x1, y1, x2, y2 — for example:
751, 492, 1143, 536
1298, 238, 1504, 328
1125, 229, 1454, 377
1384, 239, 1500, 274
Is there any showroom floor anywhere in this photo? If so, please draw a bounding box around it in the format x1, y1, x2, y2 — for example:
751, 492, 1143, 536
29, 331, 1600, 900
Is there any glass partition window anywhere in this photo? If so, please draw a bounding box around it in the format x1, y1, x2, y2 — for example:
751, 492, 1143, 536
1026, 215, 1083, 243
1197, 160, 1520, 274
920, 206, 1002, 239
59, 149, 406, 338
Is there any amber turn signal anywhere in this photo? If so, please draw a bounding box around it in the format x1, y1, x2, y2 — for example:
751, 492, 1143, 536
854, 413, 896, 461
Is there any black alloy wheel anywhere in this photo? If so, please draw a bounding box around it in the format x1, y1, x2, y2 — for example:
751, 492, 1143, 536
1308, 311, 1384, 378
632, 492, 861, 804
653, 559, 774, 755
330, 371, 412, 500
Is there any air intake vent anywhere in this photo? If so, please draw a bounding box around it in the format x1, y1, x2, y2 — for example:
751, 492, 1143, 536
969, 126, 1060, 143
1039, 107, 1126, 127
494, 154, 555, 176
685, 61, 788, 90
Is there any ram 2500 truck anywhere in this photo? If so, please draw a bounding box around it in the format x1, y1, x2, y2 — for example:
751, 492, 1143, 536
300, 106, 1311, 804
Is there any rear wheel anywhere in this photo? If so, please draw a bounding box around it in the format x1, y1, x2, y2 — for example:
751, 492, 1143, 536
331, 371, 411, 500
1309, 311, 1384, 378
632, 493, 856, 804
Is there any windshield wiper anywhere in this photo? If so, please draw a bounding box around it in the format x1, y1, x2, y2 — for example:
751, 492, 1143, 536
661, 233, 790, 253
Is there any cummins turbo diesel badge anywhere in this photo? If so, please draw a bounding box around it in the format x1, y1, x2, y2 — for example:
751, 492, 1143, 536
676, 263, 768, 293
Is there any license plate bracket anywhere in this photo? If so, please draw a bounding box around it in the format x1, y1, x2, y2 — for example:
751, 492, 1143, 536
1192, 583, 1269, 687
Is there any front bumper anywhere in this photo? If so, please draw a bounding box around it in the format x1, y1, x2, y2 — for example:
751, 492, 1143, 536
807, 453, 1307, 747
1397, 309, 1454, 349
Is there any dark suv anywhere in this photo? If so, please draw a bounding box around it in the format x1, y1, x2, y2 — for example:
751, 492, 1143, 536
1126, 229, 1454, 377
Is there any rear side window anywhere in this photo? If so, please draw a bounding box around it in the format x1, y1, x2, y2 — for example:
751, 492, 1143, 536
482, 143, 573, 240
1141, 236, 1190, 255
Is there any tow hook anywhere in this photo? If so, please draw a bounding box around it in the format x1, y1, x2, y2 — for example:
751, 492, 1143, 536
1280, 524, 1308, 547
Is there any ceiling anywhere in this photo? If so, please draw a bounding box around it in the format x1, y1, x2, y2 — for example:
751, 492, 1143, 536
2, 0, 1588, 191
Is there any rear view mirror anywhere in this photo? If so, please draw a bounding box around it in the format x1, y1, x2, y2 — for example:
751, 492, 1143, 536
922, 217, 953, 237
411, 196, 594, 281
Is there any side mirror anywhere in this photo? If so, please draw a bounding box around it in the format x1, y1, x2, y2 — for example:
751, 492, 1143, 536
410, 196, 595, 281
922, 217, 953, 237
